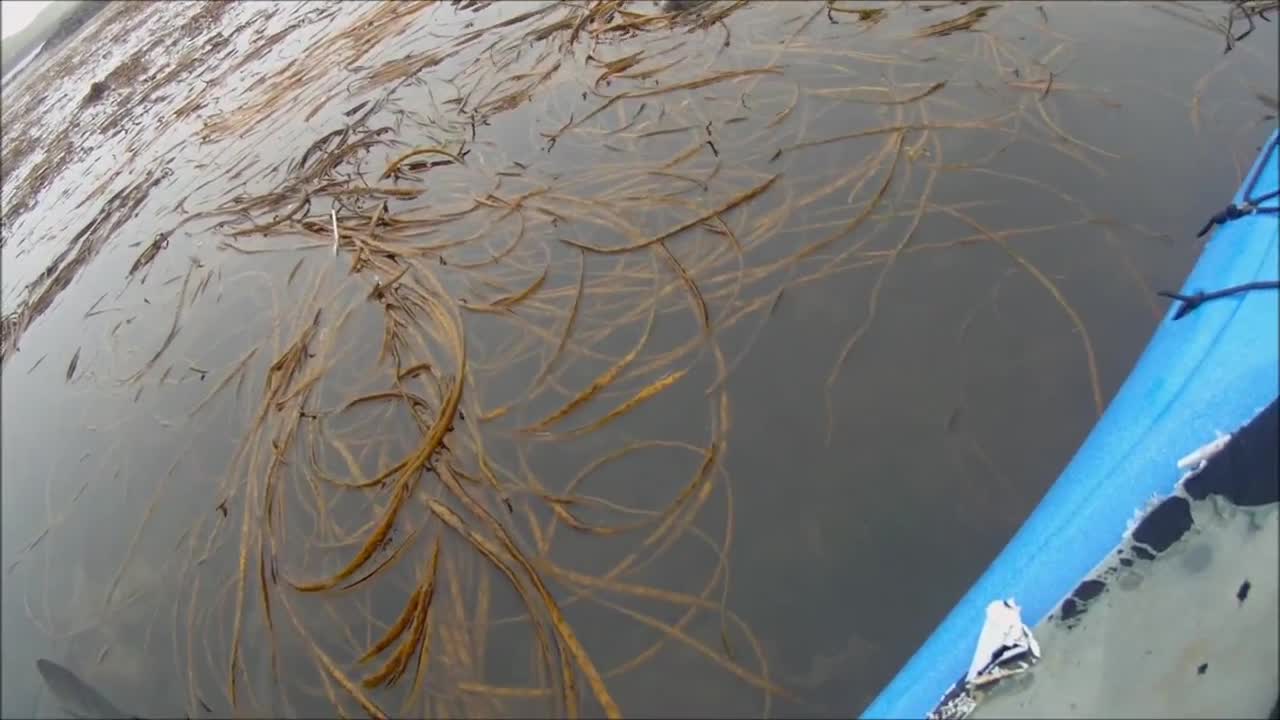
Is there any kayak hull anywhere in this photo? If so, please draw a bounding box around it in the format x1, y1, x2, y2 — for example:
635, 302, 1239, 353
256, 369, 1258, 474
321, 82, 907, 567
863, 129, 1279, 719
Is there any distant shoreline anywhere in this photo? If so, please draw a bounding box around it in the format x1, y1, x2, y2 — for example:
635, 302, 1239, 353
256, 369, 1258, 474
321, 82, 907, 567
0, 0, 109, 87
0, 40, 45, 87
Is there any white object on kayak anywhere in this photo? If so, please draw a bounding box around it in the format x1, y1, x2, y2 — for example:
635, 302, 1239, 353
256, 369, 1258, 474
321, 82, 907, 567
965, 599, 1040, 686
1176, 431, 1231, 473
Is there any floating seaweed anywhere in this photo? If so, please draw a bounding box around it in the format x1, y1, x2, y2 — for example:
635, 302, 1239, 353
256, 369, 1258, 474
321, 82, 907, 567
2, 1, 1275, 719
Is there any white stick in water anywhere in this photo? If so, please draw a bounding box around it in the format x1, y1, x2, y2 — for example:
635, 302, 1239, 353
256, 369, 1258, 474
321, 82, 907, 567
330, 209, 340, 256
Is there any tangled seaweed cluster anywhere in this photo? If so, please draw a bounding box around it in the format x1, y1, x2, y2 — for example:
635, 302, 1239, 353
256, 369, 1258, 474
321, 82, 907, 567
6, 1, 1275, 718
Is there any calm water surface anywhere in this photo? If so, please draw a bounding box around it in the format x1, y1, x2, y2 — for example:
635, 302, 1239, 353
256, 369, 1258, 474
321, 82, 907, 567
2, 1, 1275, 717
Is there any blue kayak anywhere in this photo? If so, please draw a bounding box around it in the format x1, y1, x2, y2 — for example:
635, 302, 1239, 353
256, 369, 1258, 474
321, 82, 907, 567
863, 128, 1279, 719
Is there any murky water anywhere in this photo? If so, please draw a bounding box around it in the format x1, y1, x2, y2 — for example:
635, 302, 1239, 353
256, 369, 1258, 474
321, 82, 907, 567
2, 1, 1276, 718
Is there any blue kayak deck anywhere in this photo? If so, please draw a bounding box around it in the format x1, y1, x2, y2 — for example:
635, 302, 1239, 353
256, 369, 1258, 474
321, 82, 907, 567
967, 399, 1278, 718
863, 128, 1279, 719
